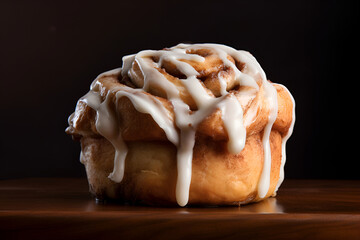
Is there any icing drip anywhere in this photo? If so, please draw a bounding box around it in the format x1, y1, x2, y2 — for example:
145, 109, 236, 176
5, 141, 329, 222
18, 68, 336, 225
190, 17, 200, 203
176, 128, 196, 207
76, 43, 295, 206
274, 84, 296, 192
257, 81, 278, 198
81, 76, 129, 183
115, 90, 179, 146
218, 95, 246, 154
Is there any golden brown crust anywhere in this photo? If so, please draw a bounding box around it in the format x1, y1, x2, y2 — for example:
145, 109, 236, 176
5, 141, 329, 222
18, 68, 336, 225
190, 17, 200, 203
80, 137, 121, 199
80, 130, 282, 206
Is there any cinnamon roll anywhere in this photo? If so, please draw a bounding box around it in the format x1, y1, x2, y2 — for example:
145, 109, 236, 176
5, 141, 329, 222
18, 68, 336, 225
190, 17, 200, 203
66, 43, 295, 206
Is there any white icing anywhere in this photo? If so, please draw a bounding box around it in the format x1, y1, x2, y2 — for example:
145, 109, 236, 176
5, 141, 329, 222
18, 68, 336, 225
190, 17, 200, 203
181, 76, 213, 109
79, 150, 84, 164
257, 81, 279, 198
274, 84, 296, 192
74, 43, 295, 206
115, 90, 179, 146
81, 85, 180, 182
81, 90, 101, 109
176, 129, 196, 207
218, 95, 246, 154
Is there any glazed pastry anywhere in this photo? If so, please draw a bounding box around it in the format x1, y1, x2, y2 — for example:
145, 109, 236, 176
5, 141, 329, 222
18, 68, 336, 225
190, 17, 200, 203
66, 43, 295, 206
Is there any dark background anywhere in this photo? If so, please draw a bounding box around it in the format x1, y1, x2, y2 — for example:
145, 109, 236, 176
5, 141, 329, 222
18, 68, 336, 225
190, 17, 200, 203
0, 0, 359, 180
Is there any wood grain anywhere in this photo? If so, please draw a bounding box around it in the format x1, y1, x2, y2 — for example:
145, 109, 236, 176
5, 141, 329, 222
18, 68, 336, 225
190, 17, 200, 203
0, 178, 359, 239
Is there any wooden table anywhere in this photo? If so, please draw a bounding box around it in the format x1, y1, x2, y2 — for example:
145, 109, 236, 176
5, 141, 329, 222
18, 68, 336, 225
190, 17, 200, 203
0, 178, 359, 240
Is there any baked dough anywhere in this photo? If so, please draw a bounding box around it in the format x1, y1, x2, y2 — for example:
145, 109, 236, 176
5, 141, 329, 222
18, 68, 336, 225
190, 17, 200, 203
66, 43, 295, 206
